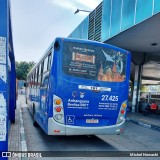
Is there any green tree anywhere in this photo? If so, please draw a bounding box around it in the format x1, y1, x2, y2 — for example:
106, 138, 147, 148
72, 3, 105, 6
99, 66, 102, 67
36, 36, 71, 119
16, 61, 35, 80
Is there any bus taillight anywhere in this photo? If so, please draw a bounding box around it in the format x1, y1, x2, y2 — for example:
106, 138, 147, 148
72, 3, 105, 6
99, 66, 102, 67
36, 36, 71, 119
55, 107, 62, 112
122, 103, 127, 109
55, 99, 61, 105
53, 95, 64, 124
116, 100, 127, 124
54, 114, 63, 120
121, 109, 125, 114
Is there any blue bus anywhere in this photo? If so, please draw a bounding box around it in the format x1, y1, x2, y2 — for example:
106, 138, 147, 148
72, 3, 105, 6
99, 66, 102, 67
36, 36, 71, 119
26, 38, 131, 135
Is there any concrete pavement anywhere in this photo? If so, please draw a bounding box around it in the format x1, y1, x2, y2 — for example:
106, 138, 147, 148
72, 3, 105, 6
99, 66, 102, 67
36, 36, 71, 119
8, 95, 27, 160
126, 112, 160, 132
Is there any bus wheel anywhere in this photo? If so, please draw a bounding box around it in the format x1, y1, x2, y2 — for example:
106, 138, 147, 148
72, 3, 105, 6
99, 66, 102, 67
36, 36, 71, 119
143, 110, 148, 116
33, 106, 38, 127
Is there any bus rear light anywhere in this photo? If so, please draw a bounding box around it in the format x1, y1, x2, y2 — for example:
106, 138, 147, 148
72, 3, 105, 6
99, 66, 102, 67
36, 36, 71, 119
55, 114, 63, 120
55, 99, 61, 105
120, 116, 124, 121
121, 110, 125, 114
122, 103, 127, 108
55, 107, 61, 112
53, 95, 64, 124
116, 100, 127, 124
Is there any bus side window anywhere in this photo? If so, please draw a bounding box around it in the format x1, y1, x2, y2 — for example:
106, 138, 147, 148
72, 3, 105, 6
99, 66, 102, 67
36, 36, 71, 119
41, 61, 44, 86
33, 71, 35, 88
31, 74, 33, 88
42, 75, 49, 88
38, 64, 41, 87
35, 68, 37, 88
43, 57, 48, 73
29, 75, 31, 88
36, 66, 39, 88
48, 53, 52, 70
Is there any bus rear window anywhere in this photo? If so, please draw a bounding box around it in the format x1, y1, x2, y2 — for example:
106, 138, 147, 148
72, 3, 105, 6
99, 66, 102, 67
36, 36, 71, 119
63, 42, 126, 82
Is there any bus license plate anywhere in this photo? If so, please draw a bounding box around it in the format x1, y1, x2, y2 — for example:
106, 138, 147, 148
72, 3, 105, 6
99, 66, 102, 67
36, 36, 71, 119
86, 119, 99, 123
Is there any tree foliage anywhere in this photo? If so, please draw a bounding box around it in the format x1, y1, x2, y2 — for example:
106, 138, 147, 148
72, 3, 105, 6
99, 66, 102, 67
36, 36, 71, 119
16, 61, 35, 80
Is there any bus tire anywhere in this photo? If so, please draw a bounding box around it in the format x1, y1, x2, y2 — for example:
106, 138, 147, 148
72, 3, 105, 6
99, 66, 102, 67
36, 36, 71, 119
33, 106, 38, 127
143, 110, 148, 116
11, 119, 15, 123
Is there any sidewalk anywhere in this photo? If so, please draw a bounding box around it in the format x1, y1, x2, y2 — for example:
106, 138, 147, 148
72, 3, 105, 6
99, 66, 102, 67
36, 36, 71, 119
8, 95, 27, 160
126, 112, 160, 132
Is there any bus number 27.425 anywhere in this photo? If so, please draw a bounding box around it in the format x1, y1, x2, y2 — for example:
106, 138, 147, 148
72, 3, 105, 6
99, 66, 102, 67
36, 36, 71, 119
101, 95, 118, 102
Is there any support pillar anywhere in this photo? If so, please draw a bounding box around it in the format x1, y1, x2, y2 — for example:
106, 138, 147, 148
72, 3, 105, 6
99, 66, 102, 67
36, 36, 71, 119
132, 65, 143, 112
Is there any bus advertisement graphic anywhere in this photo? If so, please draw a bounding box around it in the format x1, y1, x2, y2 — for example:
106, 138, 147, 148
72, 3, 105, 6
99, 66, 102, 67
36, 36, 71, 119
63, 42, 126, 82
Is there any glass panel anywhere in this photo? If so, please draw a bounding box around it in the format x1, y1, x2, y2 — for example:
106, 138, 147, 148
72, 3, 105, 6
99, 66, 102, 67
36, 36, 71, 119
35, 68, 37, 79
48, 53, 52, 70
136, 0, 153, 24
35, 68, 38, 87
154, 0, 160, 14
101, 0, 111, 42
68, 17, 89, 40
43, 76, 49, 88
110, 0, 122, 37
82, 17, 89, 40
30, 74, 33, 88
43, 57, 48, 73
63, 42, 126, 82
37, 65, 40, 87
37, 66, 39, 77
121, 0, 136, 31
32, 73, 35, 88
41, 61, 44, 83
38, 64, 41, 76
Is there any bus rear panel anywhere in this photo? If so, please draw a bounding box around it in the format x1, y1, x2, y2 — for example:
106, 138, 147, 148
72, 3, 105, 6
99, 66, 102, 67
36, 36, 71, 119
26, 38, 131, 136
47, 38, 130, 135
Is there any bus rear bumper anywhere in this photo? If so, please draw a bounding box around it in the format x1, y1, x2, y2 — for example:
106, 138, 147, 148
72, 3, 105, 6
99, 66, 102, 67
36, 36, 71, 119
48, 118, 125, 135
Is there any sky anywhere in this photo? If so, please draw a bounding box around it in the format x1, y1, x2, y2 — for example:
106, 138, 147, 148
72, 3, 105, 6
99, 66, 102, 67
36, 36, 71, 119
11, 0, 102, 63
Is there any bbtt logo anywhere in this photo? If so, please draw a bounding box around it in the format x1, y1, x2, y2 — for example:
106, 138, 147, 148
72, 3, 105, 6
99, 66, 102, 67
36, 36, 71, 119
80, 92, 85, 98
